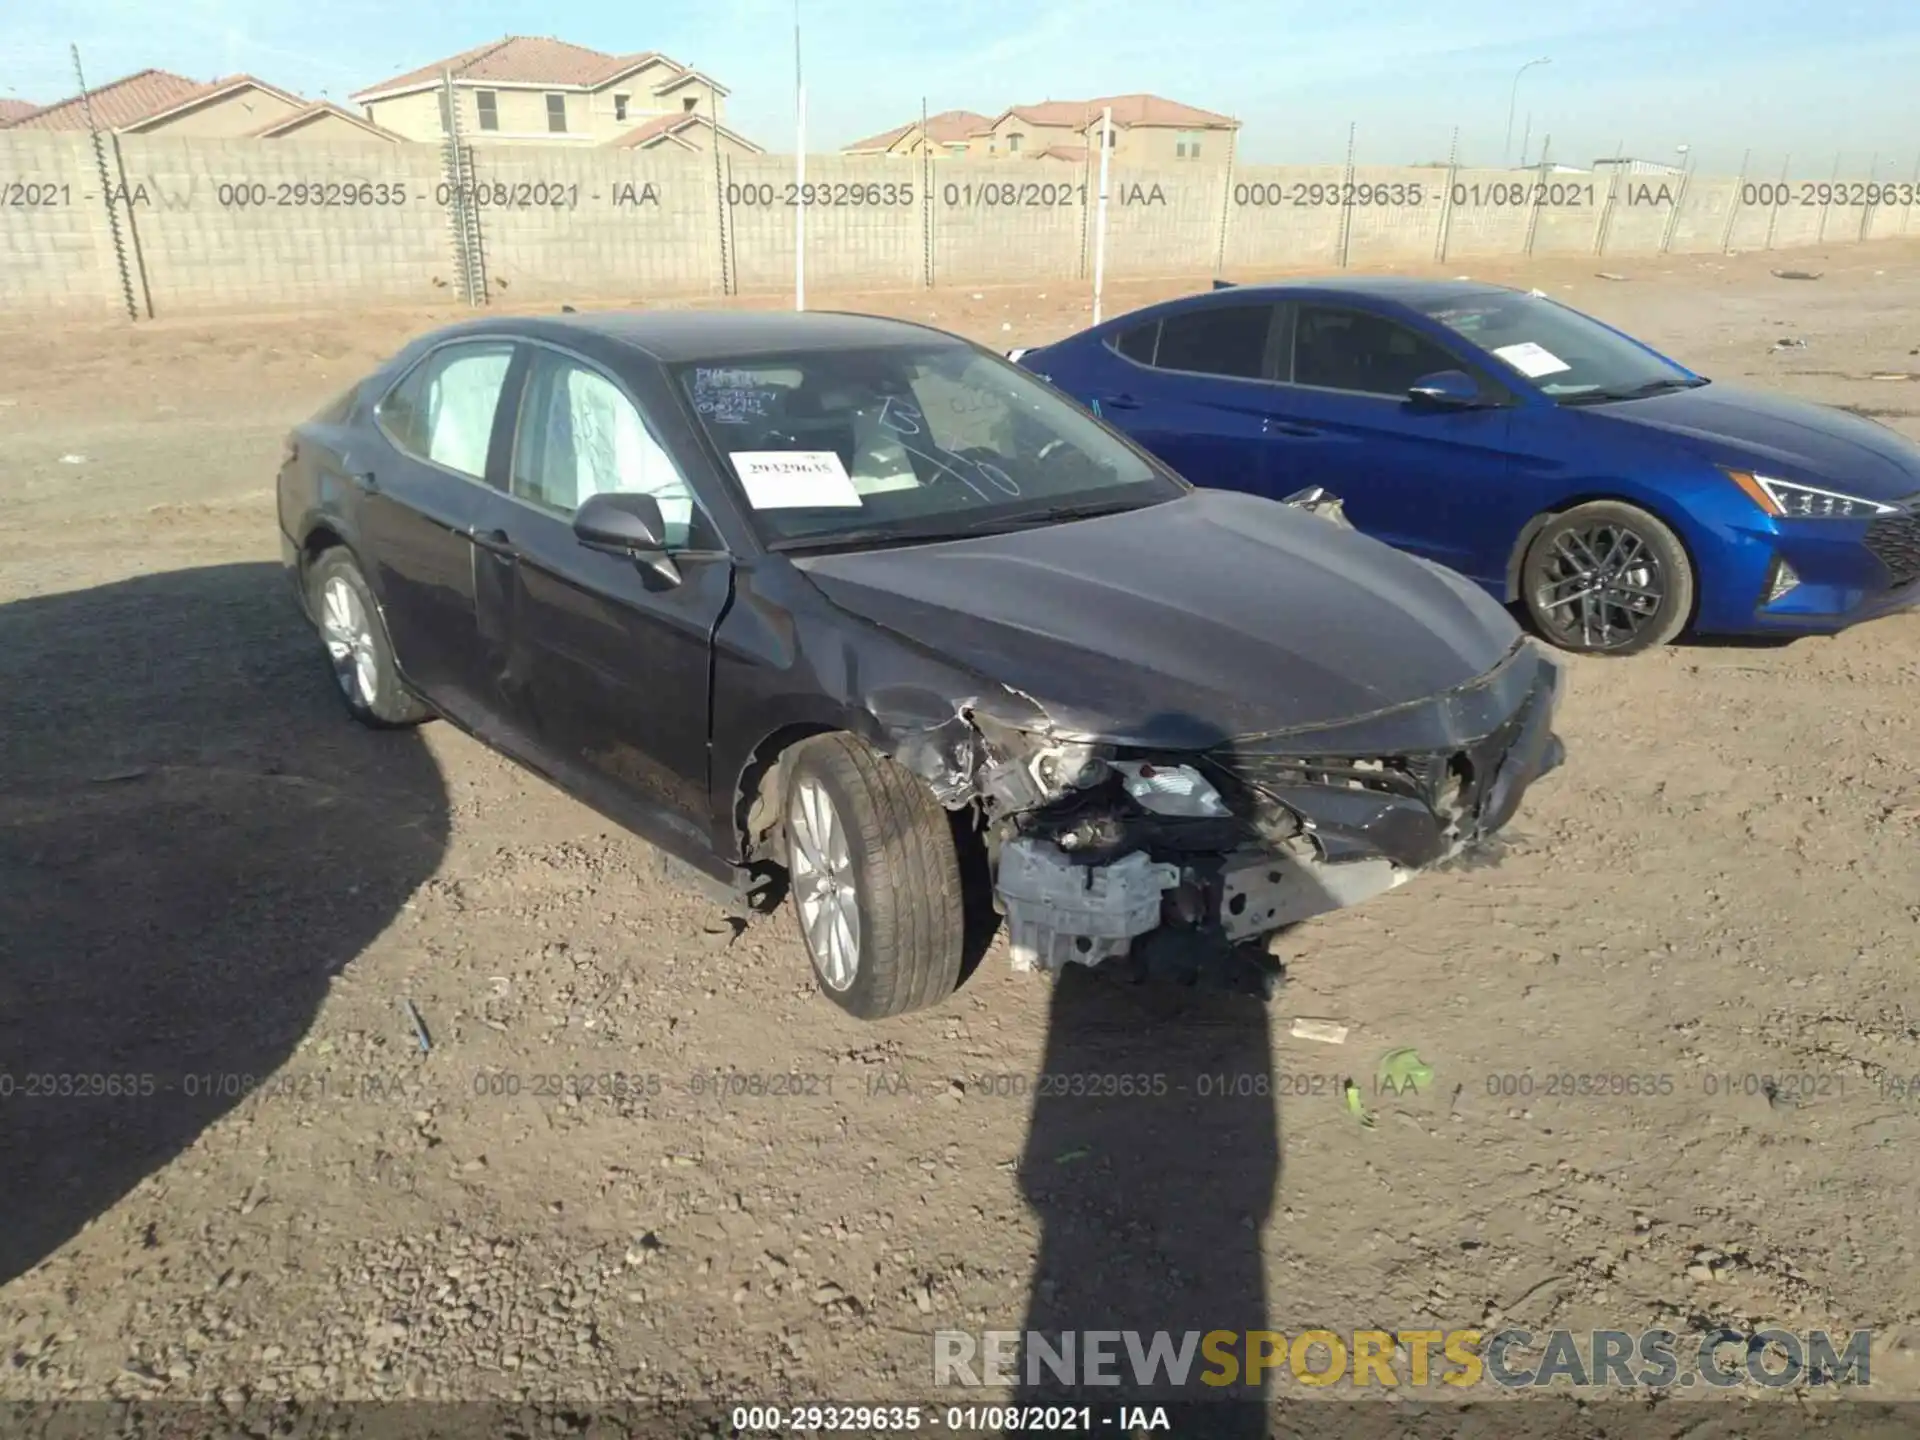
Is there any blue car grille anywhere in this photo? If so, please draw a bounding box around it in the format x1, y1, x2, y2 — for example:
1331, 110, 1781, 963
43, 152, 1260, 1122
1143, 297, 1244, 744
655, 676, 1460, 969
1865, 509, 1920, 590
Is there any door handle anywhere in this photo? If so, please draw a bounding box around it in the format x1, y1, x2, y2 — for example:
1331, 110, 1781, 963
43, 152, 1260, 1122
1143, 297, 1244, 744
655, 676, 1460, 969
1100, 393, 1142, 411
468, 526, 517, 557
346, 467, 379, 493
1264, 420, 1319, 438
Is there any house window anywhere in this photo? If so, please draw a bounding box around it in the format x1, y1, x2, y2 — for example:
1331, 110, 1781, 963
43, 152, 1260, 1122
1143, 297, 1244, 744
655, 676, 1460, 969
1176, 131, 1200, 159
682, 95, 698, 112
1007, 132, 1023, 153
613, 93, 630, 121
545, 93, 567, 133
475, 90, 498, 131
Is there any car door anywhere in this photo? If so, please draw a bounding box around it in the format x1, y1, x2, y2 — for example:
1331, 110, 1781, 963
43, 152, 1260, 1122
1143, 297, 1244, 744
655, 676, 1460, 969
360, 338, 525, 720
1260, 302, 1523, 583
493, 343, 733, 857
1065, 301, 1285, 490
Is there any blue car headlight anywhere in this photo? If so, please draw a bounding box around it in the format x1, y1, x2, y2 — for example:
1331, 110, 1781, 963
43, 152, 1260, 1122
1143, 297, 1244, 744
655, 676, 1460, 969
1723, 468, 1899, 519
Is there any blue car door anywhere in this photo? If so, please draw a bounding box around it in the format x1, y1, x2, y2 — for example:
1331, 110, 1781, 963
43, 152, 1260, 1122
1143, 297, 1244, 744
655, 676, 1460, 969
1043, 300, 1286, 491
1258, 301, 1526, 586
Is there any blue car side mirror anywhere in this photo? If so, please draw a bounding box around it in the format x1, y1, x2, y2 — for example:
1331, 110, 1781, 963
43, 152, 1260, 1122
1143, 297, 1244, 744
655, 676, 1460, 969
1408, 369, 1484, 408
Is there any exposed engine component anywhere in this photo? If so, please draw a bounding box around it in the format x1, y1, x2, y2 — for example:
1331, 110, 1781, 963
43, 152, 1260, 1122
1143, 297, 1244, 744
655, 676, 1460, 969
995, 837, 1178, 973
1111, 760, 1230, 817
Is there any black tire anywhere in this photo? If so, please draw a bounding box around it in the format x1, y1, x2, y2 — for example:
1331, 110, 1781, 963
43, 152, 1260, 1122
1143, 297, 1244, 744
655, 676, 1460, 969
782, 733, 965, 1019
1519, 501, 1694, 655
304, 548, 434, 728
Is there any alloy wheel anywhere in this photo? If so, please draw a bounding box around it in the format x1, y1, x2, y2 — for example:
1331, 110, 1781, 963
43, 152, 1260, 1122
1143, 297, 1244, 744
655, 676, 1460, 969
319, 575, 378, 707
789, 777, 860, 991
1532, 522, 1666, 651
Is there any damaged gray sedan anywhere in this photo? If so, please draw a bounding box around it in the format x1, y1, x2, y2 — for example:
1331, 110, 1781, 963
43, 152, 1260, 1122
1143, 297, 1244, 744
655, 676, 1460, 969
278, 309, 1565, 1019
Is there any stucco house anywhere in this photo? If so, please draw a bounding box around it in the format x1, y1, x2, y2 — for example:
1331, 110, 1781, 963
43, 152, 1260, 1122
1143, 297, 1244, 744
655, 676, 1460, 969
0, 69, 399, 141
841, 109, 993, 159
844, 94, 1237, 165
349, 36, 760, 152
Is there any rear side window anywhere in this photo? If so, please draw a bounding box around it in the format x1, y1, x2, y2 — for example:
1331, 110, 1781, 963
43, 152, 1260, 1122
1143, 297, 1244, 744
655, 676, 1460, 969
1150, 304, 1275, 380
1111, 321, 1160, 364
377, 341, 516, 480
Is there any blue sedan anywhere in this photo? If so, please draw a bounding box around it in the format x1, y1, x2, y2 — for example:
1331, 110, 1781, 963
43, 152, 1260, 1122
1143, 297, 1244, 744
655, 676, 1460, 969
1012, 278, 1920, 654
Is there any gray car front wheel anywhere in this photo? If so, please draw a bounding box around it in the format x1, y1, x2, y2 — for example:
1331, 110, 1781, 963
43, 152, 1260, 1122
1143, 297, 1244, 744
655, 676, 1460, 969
783, 733, 966, 1019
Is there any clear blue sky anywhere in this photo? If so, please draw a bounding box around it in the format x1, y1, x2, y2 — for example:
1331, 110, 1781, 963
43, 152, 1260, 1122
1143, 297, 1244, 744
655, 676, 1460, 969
5, 0, 1918, 172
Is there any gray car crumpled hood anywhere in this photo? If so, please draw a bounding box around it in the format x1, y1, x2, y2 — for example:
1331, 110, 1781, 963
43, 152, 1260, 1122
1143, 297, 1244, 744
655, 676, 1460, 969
796, 488, 1523, 750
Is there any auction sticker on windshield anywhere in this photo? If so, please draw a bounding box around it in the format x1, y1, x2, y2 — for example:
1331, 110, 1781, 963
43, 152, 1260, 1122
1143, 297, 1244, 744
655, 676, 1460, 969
1491, 341, 1572, 379
730, 451, 864, 509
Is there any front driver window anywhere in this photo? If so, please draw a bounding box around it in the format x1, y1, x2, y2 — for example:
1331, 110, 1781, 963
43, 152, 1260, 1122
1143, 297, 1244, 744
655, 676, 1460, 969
510, 352, 709, 548
1292, 305, 1460, 396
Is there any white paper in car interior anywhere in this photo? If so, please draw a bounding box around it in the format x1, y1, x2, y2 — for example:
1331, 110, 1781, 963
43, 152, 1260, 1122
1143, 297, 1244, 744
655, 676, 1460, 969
730, 450, 864, 509
1491, 341, 1572, 378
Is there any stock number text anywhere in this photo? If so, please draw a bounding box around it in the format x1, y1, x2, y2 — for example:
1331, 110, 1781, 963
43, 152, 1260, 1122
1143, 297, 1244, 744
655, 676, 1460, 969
1236, 180, 1425, 207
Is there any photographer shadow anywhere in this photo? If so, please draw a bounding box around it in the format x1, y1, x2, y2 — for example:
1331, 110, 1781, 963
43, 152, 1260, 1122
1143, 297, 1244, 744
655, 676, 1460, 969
1008, 711, 1283, 1438
0, 561, 450, 1287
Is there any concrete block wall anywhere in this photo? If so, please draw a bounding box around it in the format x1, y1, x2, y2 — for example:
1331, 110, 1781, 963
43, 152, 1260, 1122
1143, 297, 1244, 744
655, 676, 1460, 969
462, 147, 722, 301
4, 131, 1917, 321
111, 135, 448, 311
0, 131, 129, 316
724, 153, 925, 293
929, 161, 1087, 285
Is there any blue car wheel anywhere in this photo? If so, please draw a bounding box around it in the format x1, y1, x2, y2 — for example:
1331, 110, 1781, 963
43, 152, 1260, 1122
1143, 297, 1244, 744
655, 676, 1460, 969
1519, 500, 1695, 655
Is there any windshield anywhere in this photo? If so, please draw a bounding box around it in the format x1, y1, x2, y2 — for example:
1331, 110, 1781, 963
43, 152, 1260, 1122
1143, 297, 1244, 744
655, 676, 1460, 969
673, 343, 1182, 549
1413, 291, 1703, 403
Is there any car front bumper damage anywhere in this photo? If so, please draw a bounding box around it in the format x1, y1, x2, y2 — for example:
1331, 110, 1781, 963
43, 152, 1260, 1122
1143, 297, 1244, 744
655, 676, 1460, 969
957, 639, 1565, 978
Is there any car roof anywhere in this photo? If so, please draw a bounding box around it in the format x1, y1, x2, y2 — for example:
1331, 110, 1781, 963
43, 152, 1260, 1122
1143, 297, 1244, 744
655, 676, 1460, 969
1206, 276, 1516, 306
424, 308, 965, 364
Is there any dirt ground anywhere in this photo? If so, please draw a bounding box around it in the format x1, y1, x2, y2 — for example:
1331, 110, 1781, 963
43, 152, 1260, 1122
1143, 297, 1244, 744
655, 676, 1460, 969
5, 239, 1920, 1430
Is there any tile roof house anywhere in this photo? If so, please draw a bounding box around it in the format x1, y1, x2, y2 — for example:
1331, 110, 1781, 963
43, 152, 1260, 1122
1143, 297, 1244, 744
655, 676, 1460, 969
964, 93, 1238, 165
0, 98, 38, 124
841, 109, 993, 158
349, 36, 758, 152
2, 70, 313, 137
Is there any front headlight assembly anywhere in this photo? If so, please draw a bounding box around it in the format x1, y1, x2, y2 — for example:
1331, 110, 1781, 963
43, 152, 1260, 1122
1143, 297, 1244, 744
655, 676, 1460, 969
1724, 468, 1899, 519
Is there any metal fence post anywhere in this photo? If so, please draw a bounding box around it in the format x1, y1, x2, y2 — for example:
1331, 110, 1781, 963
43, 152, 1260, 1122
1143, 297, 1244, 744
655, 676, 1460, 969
1857, 151, 1879, 242
1335, 121, 1356, 268
1658, 151, 1692, 254
1522, 135, 1551, 257
1214, 119, 1237, 275
1764, 154, 1789, 250
1720, 147, 1749, 253
1434, 126, 1459, 264
1815, 150, 1838, 244
1592, 141, 1625, 257
711, 132, 733, 295
72, 45, 143, 322
920, 98, 934, 288
438, 70, 488, 305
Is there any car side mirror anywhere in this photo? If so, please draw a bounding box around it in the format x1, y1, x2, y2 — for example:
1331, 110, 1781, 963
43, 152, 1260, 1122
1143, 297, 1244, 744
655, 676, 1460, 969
573, 492, 680, 585
1408, 369, 1484, 408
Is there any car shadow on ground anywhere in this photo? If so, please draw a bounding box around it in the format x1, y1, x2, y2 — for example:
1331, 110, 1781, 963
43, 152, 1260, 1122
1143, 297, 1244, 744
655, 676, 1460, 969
984, 714, 1281, 1436
0, 562, 450, 1288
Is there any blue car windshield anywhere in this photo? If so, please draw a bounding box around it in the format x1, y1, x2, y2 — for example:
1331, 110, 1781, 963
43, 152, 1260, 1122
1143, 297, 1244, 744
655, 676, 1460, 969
673, 343, 1182, 550
1414, 291, 1703, 403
